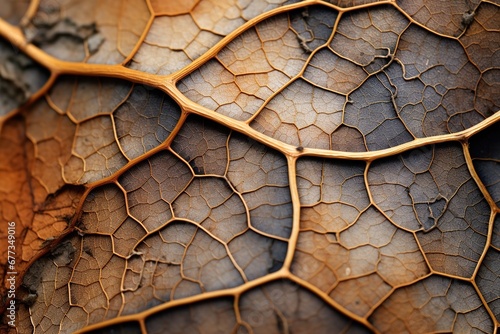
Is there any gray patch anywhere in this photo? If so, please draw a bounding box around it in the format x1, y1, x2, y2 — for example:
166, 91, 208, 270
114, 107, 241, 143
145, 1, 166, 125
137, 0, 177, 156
25, 18, 98, 45
0, 39, 49, 115
22, 260, 44, 294
23, 240, 76, 293
462, 11, 475, 28
88, 32, 105, 54
51, 240, 76, 267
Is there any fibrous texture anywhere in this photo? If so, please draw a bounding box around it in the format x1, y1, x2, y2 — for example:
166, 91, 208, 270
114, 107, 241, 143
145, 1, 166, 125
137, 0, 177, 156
0, 0, 499, 333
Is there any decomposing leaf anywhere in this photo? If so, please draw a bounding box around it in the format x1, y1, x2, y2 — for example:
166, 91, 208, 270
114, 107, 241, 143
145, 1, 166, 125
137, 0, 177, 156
0, 0, 498, 333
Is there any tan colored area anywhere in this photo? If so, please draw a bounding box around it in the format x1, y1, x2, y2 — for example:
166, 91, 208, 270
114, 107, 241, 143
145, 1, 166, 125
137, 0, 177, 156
0, 0, 499, 333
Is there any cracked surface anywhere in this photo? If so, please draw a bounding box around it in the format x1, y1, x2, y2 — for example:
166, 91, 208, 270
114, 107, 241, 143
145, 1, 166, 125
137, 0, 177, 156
0, 0, 499, 333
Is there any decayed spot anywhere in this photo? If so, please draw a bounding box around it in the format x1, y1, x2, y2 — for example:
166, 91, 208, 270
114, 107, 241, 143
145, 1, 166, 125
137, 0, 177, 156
19, 185, 145, 332
370, 275, 494, 333
290, 6, 338, 54
0, 38, 49, 117
21, 237, 81, 333
22, 0, 151, 64
0, 115, 84, 306
23, 186, 83, 259
368, 143, 490, 278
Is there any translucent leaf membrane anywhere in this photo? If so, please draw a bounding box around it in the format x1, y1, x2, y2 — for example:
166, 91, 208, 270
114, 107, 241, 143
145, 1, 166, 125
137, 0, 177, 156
477, 247, 500, 324
293, 158, 429, 317
459, 2, 500, 71
369, 143, 490, 277
322, 0, 387, 7
44, 76, 181, 184
145, 280, 370, 334
396, 0, 482, 37
179, 6, 334, 121
0, 0, 499, 333
0, 38, 50, 117
19, 116, 290, 331
370, 276, 494, 333
394, 25, 488, 137
130, 0, 296, 75
494, 216, 500, 251
180, 3, 499, 151
328, 5, 410, 71
91, 322, 142, 334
